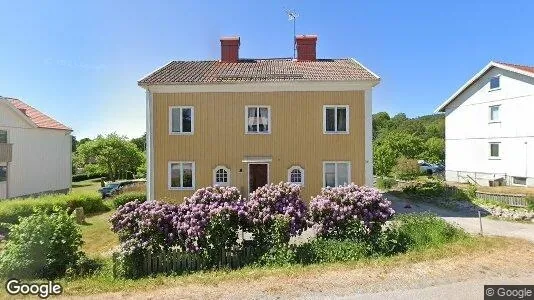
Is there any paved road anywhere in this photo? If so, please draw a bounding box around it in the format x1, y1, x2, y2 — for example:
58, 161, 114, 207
388, 194, 534, 242
339, 276, 534, 300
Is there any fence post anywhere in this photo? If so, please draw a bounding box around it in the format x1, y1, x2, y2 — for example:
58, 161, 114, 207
478, 211, 483, 236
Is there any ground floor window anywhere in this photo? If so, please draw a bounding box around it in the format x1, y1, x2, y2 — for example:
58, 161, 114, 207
288, 166, 304, 186
213, 166, 230, 186
323, 161, 350, 187
489, 142, 500, 158
168, 161, 195, 190
512, 176, 527, 186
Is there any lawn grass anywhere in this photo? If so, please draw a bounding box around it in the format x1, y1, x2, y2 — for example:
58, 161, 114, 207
80, 211, 118, 256
58, 235, 514, 296
72, 178, 103, 193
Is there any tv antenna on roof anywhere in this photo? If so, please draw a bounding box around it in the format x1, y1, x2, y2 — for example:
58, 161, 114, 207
286, 9, 299, 59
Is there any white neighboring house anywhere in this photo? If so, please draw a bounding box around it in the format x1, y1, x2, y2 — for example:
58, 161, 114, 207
435, 61, 534, 187
0, 97, 72, 199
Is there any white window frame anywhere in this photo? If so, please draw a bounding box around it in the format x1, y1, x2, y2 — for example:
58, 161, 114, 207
489, 142, 500, 160
489, 75, 501, 91
287, 166, 304, 186
0, 129, 7, 143
168, 161, 195, 190
323, 105, 350, 134
512, 176, 527, 186
244, 105, 271, 134
489, 105, 500, 123
169, 106, 194, 135
322, 161, 351, 187
213, 165, 231, 186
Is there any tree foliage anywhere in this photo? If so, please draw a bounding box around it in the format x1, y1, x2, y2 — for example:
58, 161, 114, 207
74, 133, 144, 181
373, 112, 445, 176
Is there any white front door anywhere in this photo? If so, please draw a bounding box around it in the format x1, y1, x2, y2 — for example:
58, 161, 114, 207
0, 163, 6, 199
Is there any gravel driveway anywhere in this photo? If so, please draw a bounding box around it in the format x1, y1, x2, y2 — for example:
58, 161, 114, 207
388, 194, 534, 242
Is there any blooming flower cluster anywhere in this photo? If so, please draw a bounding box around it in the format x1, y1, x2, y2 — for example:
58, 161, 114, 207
309, 183, 395, 237
109, 200, 181, 255
175, 186, 248, 253
110, 187, 249, 255
246, 182, 308, 236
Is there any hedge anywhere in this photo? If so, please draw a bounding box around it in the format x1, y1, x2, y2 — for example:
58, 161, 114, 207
72, 173, 107, 182
111, 192, 147, 209
0, 193, 109, 233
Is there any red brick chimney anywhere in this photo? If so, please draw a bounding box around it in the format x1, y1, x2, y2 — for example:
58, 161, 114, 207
220, 36, 240, 63
296, 35, 317, 61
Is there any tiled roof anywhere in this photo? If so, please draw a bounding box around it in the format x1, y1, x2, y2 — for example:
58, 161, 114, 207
1, 97, 71, 131
138, 58, 379, 85
496, 62, 534, 75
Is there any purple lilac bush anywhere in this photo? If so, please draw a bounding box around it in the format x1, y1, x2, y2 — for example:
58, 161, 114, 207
309, 184, 395, 238
110, 186, 250, 255
246, 182, 308, 237
175, 186, 249, 253
110, 200, 180, 255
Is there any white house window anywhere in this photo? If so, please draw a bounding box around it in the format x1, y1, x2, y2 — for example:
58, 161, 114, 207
213, 166, 230, 186
489, 105, 500, 122
324, 105, 349, 133
512, 177, 527, 186
287, 166, 304, 186
246, 106, 270, 133
490, 76, 500, 90
169, 161, 195, 190
323, 162, 351, 187
489, 143, 500, 158
169, 106, 194, 134
0, 130, 7, 143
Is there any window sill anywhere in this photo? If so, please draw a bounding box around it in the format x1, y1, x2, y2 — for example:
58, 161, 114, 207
169, 132, 194, 136
169, 187, 195, 191
323, 131, 350, 135
488, 157, 501, 160
489, 88, 501, 92
488, 121, 501, 124
245, 132, 271, 135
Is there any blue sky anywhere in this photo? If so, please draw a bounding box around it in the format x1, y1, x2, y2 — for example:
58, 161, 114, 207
1, 0, 533, 139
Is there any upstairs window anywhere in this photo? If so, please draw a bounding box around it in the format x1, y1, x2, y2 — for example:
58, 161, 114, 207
489, 105, 500, 122
213, 166, 230, 186
287, 166, 304, 186
489, 143, 500, 159
246, 106, 270, 134
324, 105, 349, 134
169, 106, 194, 134
490, 76, 500, 90
0, 130, 6, 143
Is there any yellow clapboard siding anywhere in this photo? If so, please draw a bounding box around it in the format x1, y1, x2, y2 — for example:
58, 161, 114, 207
153, 91, 365, 203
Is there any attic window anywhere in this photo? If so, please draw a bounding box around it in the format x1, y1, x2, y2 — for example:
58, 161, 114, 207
490, 76, 500, 90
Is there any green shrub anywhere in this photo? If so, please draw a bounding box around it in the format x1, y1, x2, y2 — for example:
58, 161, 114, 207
451, 184, 477, 201
0, 209, 84, 279
392, 157, 421, 180
256, 246, 297, 266
72, 173, 107, 182
376, 177, 397, 190
526, 195, 534, 211
0, 193, 109, 233
402, 180, 445, 198
111, 192, 147, 208
392, 213, 467, 250
295, 239, 369, 264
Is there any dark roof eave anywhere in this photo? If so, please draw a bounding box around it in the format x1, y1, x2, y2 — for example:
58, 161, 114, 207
139, 79, 380, 88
